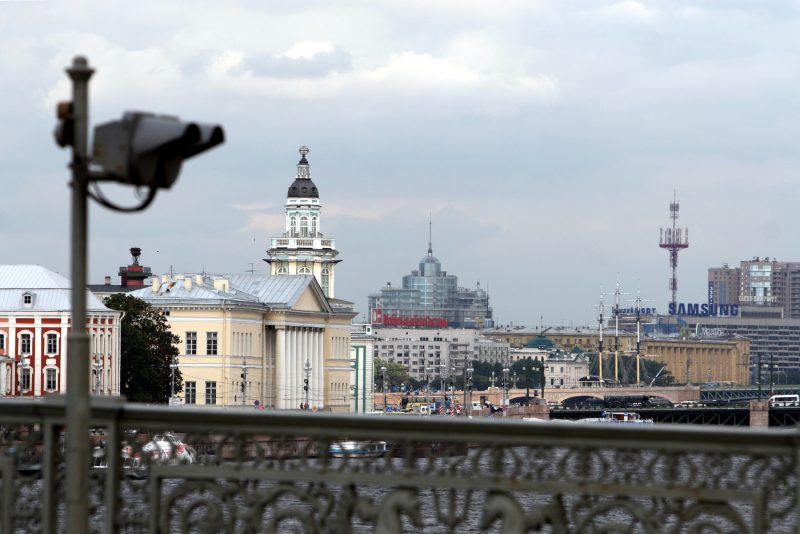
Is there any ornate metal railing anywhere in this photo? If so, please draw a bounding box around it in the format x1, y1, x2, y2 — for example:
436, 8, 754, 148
0, 397, 797, 532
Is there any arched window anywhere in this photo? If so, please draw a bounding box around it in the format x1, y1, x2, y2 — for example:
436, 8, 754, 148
321, 267, 330, 296
298, 266, 312, 275
277, 266, 289, 275
290, 216, 297, 236
311, 217, 318, 236
300, 217, 309, 237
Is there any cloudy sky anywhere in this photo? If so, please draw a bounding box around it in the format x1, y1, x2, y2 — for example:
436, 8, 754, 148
2, 1, 799, 326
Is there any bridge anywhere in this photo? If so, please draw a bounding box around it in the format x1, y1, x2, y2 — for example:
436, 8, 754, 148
381, 385, 701, 407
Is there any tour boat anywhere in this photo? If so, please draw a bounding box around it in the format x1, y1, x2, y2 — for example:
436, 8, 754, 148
328, 440, 387, 458
578, 412, 654, 425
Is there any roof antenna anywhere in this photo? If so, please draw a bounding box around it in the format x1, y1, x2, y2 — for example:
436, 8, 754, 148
427, 213, 433, 256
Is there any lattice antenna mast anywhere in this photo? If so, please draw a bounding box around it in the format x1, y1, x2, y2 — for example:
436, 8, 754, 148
659, 192, 689, 306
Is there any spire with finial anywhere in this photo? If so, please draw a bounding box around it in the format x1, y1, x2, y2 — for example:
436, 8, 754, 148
428, 214, 433, 257
296, 146, 310, 179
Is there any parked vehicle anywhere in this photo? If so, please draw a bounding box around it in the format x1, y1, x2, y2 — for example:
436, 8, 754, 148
769, 394, 800, 407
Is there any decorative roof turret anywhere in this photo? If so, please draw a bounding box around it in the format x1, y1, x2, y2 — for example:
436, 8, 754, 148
287, 146, 319, 198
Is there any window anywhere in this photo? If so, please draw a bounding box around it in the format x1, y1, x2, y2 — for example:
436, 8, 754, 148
186, 332, 197, 355
46, 368, 57, 390
46, 333, 58, 354
0, 333, 5, 350
300, 217, 308, 237
311, 217, 317, 236
205, 381, 217, 404
20, 333, 31, 355
22, 293, 32, 306
298, 267, 312, 275
21, 367, 31, 391
321, 267, 330, 295
185, 381, 196, 404
277, 266, 288, 275
206, 332, 218, 355
290, 216, 297, 236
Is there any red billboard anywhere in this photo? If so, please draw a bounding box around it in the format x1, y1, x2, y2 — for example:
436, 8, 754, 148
371, 308, 448, 328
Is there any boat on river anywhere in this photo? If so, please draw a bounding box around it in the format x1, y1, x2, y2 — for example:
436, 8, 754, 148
578, 412, 654, 425
328, 440, 387, 458
93, 433, 196, 478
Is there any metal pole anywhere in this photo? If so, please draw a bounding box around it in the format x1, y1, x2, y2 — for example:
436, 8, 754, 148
66, 55, 94, 534
170, 355, 176, 398
757, 353, 762, 400
381, 366, 387, 411
303, 360, 310, 409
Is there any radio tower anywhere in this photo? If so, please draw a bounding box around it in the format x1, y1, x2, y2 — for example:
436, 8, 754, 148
659, 192, 689, 306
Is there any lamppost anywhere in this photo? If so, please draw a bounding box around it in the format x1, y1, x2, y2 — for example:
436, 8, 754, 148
18, 359, 28, 398
303, 359, 311, 410
56, 56, 224, 532
502, 367, 509, 406
170, 354, 177, 400
381, 366, 387, 411
93, 355, 103, 395
522, 365, 530, 398
466, 366, 474, 418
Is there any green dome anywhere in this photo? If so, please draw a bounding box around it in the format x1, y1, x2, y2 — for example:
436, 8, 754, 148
526, 335, 555, 349
571, 345, 584, 354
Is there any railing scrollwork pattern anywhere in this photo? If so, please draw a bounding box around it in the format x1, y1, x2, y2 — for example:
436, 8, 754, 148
0, 397, 796, 532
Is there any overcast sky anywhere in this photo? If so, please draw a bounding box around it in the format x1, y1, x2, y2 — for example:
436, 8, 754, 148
2, 1, 799, 326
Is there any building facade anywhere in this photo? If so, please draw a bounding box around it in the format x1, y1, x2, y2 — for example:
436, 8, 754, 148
368, 237, 493, 329
350, 324, 376, 413
0, 265, 121, 397
373, 327, 509, 382
265, 147, 339, 298
640, 337, 750, 385
708, 257, 800, 319
129, 273, 355, 410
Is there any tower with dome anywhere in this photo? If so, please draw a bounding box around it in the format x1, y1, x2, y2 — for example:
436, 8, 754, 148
265, 147, 340, 298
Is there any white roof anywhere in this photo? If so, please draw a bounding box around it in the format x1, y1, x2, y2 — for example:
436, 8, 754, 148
0, 265, 110, 312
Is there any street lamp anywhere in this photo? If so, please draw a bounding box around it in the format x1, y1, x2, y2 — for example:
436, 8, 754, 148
502, 367, 509, 406
381, 366, 387, 411
55, 56, 224, 532
93, 355, 103, 395
466, 366, 474, 418
303, 360, 312, 410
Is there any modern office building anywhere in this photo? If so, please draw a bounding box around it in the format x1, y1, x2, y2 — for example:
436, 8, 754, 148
708, 258, 800, 319
265, 147, 339, 298
368, 235, 493, 329
0, 265, 121, 397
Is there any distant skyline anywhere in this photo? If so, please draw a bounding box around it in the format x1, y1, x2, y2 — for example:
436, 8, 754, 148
2, 1, 800, 326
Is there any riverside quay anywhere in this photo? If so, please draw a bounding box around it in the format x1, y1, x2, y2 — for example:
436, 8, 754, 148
0, 396, 797, 532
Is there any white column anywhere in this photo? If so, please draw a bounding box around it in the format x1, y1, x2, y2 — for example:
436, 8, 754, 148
315, 329, 323, 408
276, 327, 286, 409
34, 323, 42, 396
60, 320, 68, 393
289, 327, 296, 408
317, 330, 324, 408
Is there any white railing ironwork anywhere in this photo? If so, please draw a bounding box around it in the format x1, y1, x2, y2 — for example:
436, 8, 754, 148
0, 396, 796, 532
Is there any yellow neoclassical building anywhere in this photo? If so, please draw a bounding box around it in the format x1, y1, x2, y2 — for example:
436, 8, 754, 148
129, 273, 355, 411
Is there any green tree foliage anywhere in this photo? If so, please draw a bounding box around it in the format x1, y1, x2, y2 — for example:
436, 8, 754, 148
374, 357, 411, 388
104, 294, 182, 403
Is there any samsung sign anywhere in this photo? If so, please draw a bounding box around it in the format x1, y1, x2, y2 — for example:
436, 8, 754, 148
668, 302, 739, 317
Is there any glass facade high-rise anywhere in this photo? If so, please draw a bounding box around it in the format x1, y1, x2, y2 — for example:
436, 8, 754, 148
368, 239, 493, 329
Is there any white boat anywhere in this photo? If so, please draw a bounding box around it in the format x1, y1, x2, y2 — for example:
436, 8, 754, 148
578, 412, 654, 425
92, 433, 196, 478
329, 440, 387, 458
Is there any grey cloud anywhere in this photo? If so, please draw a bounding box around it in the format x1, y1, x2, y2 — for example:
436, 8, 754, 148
245, 47, 352, 79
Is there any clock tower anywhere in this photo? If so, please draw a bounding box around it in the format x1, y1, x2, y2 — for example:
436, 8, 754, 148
265, 146, 339, 297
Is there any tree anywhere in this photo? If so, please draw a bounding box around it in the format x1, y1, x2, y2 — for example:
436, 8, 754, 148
104, 294, 181, 403
374, 358, 411, 389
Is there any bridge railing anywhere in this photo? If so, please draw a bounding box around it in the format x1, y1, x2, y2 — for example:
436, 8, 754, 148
0, 396, 797, 532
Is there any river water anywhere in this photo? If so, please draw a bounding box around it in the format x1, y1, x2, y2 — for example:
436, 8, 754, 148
85, 447, 794, 533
